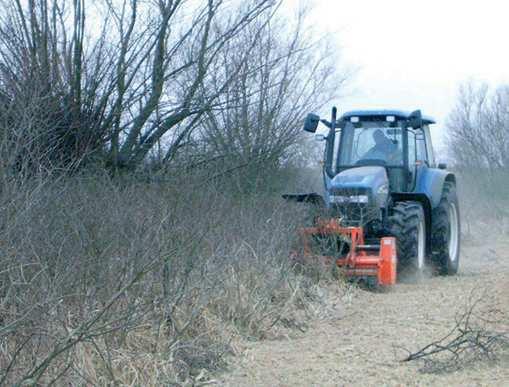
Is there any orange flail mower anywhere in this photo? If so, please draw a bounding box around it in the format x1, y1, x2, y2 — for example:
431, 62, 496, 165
296, 218, 397, 286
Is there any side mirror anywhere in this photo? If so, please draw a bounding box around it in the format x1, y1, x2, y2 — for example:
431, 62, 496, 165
408, 110, 423, 128
314, 133, 326, 142
438, 162, 447, 170
304, 113, 320, 133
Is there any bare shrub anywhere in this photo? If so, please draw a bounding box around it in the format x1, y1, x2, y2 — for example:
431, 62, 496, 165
0, 168, 335, 385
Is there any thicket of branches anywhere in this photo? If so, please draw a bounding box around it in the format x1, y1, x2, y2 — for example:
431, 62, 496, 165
0, 0, 345, 384
0, 0, 340, 176
0, 172, 339, 384
198, 10, 342, 172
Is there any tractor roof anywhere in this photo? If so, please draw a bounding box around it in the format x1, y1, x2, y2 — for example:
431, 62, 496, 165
341, 110, 436, 125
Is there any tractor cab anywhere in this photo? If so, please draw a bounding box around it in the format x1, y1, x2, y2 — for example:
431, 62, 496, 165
306, 109, 437, 195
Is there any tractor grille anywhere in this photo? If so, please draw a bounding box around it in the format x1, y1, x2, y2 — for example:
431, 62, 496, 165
329, 188, 378, 227
332, 203, 378, 227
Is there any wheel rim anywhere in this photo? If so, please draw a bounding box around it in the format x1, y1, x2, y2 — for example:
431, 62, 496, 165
448, 203, 459, 261
417, 217, 425, 269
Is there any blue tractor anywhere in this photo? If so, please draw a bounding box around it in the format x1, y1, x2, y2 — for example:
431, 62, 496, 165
285, 108, 460, 284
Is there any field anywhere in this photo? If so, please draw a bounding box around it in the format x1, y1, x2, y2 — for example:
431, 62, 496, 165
221, 231, 509, 386
218, 172, 509, 386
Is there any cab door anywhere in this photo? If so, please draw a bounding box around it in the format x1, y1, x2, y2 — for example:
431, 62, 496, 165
413, 127, 430, 192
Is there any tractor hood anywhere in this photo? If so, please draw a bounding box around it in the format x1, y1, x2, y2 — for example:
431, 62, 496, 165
331, 166, 388, 190
328, 166, 389, 208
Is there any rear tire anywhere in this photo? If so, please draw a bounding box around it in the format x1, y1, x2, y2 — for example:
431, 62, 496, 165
431, 182, 460, 275
387, 201, 426, 278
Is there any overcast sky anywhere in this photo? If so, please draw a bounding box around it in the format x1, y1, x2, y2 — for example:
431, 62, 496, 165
307, 0, 509, 148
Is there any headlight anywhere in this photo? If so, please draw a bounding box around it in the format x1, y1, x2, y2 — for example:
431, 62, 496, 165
375, 184, 389, 206
330, 195, 369, 204
377, 184, 388, 195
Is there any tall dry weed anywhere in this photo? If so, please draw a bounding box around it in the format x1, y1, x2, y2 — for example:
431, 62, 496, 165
0, 169, 336, 385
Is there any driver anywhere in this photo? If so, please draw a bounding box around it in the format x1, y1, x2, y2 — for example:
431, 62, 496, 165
362, 129, 398, 162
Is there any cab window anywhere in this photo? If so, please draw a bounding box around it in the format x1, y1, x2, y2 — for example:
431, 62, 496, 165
415, 128, 428, 164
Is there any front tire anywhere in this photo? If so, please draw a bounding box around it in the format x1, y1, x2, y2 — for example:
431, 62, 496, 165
387, 201, 427, 277
431, 182, 460, 275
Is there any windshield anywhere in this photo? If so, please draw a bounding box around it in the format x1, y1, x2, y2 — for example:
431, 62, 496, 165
335, 121, 404, 170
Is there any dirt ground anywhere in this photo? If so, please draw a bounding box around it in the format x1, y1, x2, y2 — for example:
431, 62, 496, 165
219, 233, 509, 386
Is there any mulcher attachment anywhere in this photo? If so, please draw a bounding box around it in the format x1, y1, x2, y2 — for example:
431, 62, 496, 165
296, 218, 397, 286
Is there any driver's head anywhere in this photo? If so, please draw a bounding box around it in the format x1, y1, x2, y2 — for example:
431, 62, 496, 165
373, 129, 387, 145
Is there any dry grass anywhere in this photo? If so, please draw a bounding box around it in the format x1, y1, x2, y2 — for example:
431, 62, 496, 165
0, 168, 337, 385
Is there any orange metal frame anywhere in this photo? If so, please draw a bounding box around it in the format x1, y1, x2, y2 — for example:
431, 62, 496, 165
297, 218, 397, 286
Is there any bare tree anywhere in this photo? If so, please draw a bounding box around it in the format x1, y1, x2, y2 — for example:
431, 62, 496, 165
446, 81, 509, 170
196, 6, 344, 174
0, 0, 107, 173
0, 0, 278, 173
446, 81, 509, 224
111, 0, 278, 169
